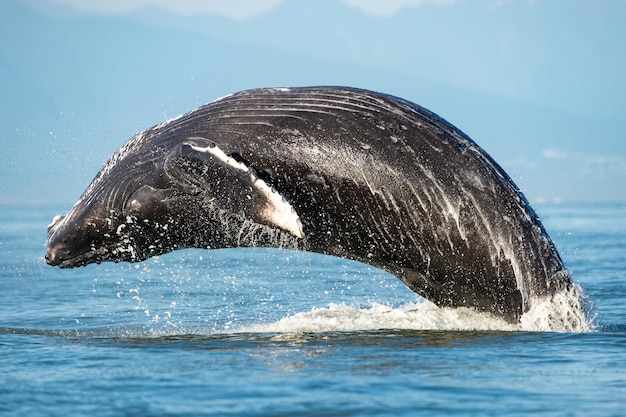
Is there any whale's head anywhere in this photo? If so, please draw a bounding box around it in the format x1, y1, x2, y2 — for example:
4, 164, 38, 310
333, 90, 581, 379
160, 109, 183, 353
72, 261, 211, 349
45, 134, 303, 268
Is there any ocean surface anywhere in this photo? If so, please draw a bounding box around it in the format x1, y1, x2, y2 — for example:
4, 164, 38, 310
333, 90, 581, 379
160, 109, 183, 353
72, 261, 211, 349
1, 203, 625, 416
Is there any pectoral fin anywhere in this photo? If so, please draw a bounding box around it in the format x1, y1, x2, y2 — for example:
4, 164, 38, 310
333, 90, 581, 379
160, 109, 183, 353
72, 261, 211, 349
249, 174, 304, 239
166, 136, 304, 239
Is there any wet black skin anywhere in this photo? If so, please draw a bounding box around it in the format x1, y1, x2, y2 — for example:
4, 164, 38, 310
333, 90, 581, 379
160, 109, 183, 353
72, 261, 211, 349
46, 87, 573, 323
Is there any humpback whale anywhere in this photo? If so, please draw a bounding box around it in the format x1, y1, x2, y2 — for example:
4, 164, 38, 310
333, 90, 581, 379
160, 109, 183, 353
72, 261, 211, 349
45, 87, 584, 326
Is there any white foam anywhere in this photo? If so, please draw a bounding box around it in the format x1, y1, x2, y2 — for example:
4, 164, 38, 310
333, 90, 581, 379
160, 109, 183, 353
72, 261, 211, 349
239, 301, 520, 334
520, 283, 594, 332
237, 290, 593, 334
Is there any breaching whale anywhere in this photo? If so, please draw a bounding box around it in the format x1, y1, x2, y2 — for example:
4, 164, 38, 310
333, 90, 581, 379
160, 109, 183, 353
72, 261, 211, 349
45, 86, 584, 326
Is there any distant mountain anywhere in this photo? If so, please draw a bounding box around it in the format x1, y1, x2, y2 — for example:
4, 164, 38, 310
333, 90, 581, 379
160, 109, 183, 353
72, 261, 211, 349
1, 1, 623, 204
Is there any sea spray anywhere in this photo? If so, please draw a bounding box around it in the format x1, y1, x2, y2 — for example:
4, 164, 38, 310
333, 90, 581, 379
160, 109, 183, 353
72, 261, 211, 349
239, 287, 594, 334
520, 283, 595, 332
239, 301, 520, 334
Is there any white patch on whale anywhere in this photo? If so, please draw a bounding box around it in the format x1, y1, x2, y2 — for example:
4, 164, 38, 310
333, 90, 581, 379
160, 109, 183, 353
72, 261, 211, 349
188, 142, 304, 239
47, 214, 64, 230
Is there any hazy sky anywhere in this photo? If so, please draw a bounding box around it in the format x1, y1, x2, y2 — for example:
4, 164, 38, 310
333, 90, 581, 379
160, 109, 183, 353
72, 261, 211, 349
1, 0, 625, 205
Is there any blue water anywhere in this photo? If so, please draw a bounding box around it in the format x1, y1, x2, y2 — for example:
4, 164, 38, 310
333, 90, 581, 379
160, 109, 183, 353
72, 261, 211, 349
1, 204, 625, 416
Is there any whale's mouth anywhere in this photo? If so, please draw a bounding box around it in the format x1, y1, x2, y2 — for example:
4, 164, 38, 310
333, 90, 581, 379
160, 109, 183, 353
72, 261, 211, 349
45, 246, 111, 268
46, 209, 146, 268
46, 239, 145, 268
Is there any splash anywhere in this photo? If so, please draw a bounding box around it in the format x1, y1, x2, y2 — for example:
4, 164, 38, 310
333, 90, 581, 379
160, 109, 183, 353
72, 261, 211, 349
520, 283, 594, 332
240, 301, 517, 333
79, 249, 594, 336
239, 288, 593, 334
